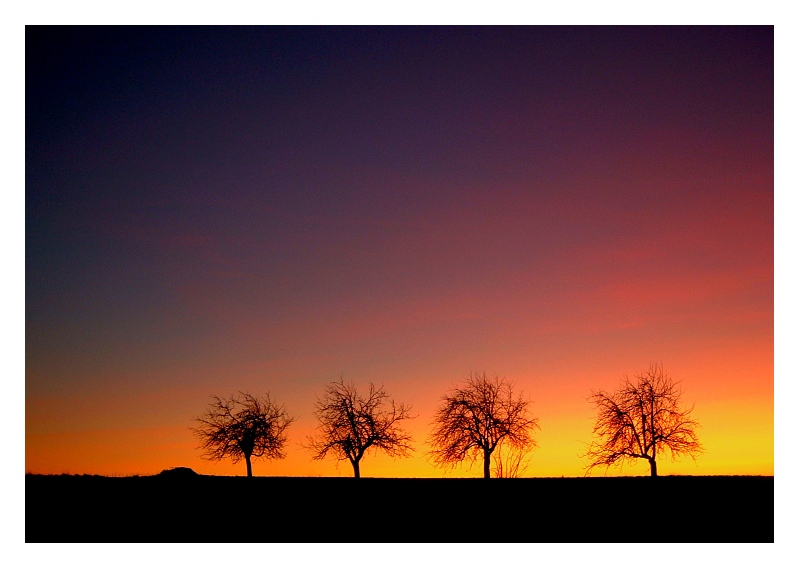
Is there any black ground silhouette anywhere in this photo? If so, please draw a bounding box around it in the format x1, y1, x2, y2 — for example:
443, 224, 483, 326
26, 472, 772, 543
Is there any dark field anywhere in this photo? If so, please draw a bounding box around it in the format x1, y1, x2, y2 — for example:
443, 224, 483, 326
26, 472, 773, 543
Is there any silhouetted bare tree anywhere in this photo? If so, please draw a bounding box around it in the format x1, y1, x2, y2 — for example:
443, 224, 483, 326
306, 377, 414, 478
192, 392, 295, 477
428, 371, 539, 478
585, 362, 702, 477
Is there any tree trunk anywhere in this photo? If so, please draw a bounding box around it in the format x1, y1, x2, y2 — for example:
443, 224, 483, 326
649, 458, 657, 477
352, 459, 361, 479
483, 449, 491, 479
245, 454, 253, 478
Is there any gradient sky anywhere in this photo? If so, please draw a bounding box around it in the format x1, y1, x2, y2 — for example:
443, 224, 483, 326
25, 25, 773, 478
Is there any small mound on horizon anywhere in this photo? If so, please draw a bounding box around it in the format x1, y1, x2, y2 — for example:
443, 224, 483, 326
156, 467, 199, 478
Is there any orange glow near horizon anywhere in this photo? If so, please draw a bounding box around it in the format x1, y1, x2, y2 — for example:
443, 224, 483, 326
26, 350, 773, 478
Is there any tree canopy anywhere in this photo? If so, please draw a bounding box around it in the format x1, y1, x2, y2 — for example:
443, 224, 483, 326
306, 377, 414, 478
428, 371, 539, 478
192, 392, 295, 477
585, 362, 702, 477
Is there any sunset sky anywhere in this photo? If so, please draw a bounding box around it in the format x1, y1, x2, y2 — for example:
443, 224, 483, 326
25, 25, 774, 479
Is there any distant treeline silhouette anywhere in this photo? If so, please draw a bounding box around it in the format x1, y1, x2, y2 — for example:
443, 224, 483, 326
192, 362, 702, 478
